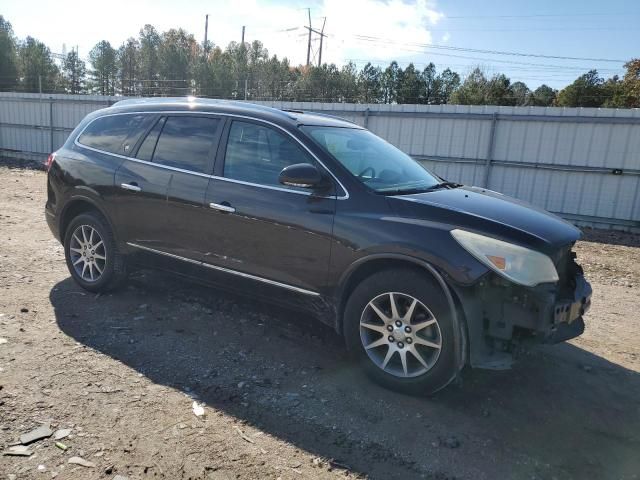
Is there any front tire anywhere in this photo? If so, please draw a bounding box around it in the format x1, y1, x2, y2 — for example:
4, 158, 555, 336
63, 212, 127, 292
344, 268, 459, 395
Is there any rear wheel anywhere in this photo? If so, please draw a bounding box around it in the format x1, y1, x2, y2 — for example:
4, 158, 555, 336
344, 268, 458, 395
63, 212, 127, 292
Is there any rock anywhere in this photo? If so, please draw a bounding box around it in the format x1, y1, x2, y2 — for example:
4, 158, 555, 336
238, 381, 246, 389
20, 423, 53, 444
113, 475, 129, 480
440, 436, 461, 449
581, 365, 593, 373
68, 456, 96, 468
3, 445, 33, 456
37, 465, 46, 472
0, 338, 7, 345
53, 428, 72, 440
192, 401, 205, 417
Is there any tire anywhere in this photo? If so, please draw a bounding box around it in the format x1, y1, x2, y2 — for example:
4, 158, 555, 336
343, 268, 459, 395
63, 212, 127, 293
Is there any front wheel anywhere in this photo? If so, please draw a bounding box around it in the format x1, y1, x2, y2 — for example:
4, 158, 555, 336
344, 268, 459, 395
63, 212, 127, 292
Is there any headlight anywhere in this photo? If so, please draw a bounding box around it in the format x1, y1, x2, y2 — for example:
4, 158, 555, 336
451, 229, 559, 287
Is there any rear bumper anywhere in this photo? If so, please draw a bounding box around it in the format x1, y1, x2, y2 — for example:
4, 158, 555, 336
45, 207, 61, 242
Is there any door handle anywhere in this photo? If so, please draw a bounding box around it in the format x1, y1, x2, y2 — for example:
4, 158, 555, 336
209, 202, 235, 213
121, 182, 141, 192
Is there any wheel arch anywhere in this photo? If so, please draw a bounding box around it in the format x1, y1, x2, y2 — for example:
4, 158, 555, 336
337, 254, 468, 372
59, 196, 116, 243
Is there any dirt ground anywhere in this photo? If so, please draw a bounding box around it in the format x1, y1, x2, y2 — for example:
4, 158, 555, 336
1, 162, 639, 480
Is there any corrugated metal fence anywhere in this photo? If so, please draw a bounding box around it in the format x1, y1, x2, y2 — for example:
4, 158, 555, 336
1, 92, 639, 230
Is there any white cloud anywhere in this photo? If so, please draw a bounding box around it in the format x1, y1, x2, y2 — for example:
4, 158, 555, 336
316, 0, 444, 65
5, 0, 444, 68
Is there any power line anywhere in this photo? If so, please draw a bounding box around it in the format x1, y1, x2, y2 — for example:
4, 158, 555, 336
445, 12, 640, 19
349, 34, 626, 63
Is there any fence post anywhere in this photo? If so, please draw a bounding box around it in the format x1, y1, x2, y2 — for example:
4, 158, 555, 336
482, 112, 498, 188
49, 98, 54, 153
363, 107, 370, 129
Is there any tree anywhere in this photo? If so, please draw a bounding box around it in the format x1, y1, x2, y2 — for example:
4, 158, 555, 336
396, 63, 423, 104
433, 68, 460, 104
0, 16, 19, 91
485, 73, 515, 106
18, 36, 60, 93
358, 62, 382, 103
556, 70, 606, 107
381, 61, 401, 103
62, 49, 86, 94
338, 62, 359, 102
89, 40, 118, 95
118, 38, 139, 95
531, 84, 556, 106
158, 29, 198, 95
421, 62, 437, 104
619, 59, 640, 108
511, 81, 531, 106
450, 67, 487, 105
138, 25, 161, 96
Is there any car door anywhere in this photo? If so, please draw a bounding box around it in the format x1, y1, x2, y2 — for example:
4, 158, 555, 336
115, 114, 222, 261
113, 116, 172, 251
151, 114, 224, 260
201, 119, 338, 298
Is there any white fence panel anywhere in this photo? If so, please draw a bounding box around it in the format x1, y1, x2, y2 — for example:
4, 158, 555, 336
1, 93, 639, 230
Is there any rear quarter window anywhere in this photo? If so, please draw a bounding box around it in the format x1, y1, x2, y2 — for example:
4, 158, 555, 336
78, 114, 150, 156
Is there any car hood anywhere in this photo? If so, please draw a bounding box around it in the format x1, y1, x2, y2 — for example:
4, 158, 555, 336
387, 186, 581, 253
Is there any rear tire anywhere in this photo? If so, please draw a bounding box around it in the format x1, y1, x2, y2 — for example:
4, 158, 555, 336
63, 212, 127, 292
344, 268, 458, 395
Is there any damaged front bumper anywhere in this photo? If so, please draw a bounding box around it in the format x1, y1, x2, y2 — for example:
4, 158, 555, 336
452, 257, 592, 370
545, 275, 591, 344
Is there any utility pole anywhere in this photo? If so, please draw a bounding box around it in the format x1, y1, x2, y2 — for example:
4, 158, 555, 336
204, 14, 209, 53
317, 17, 327, 67
241, 26, 245, 45
305, 8, 312, 66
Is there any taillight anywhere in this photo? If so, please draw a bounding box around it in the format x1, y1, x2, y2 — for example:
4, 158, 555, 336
45, 152, 56, 172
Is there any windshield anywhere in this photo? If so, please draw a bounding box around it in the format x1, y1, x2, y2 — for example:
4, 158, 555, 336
301, 126, 441, 194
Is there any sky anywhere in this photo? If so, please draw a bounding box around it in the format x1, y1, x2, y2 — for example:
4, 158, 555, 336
3, 0, 639, 89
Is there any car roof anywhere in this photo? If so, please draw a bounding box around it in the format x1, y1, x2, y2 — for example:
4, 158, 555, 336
108, 97, 362, 129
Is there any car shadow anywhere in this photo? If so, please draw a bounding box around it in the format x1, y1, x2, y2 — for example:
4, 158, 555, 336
51, 271, 640, 479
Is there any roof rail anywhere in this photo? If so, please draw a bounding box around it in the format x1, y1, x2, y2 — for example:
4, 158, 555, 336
110, 97, 297, 120
282, 109, 358, 125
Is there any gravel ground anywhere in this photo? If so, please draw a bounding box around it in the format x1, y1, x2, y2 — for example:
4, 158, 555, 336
1, 163, 639, 480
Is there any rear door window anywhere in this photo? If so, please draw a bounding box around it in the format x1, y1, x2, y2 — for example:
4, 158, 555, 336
151, 116, 220, 173
136, 117, 166, 161
78, 114, 150, 156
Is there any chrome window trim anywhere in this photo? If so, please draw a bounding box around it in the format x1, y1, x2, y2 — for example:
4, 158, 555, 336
74, 110, 349, 199
126, 242, 321, 297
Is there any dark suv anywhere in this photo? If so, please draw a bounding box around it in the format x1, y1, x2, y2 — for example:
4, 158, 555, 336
45, 98, 592, 394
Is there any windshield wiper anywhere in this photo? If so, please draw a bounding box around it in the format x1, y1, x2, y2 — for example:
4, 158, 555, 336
430, 181, 462, 190
379, 181, 462, 195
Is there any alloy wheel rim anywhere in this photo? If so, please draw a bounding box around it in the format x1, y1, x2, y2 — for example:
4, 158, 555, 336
69, 225, 107, 283
359, 292, 442, 378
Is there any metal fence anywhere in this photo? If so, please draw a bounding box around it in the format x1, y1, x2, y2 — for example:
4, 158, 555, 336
1, 92, 639, 231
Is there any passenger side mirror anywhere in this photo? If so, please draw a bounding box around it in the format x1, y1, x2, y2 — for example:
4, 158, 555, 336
279, 163, 326, 189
